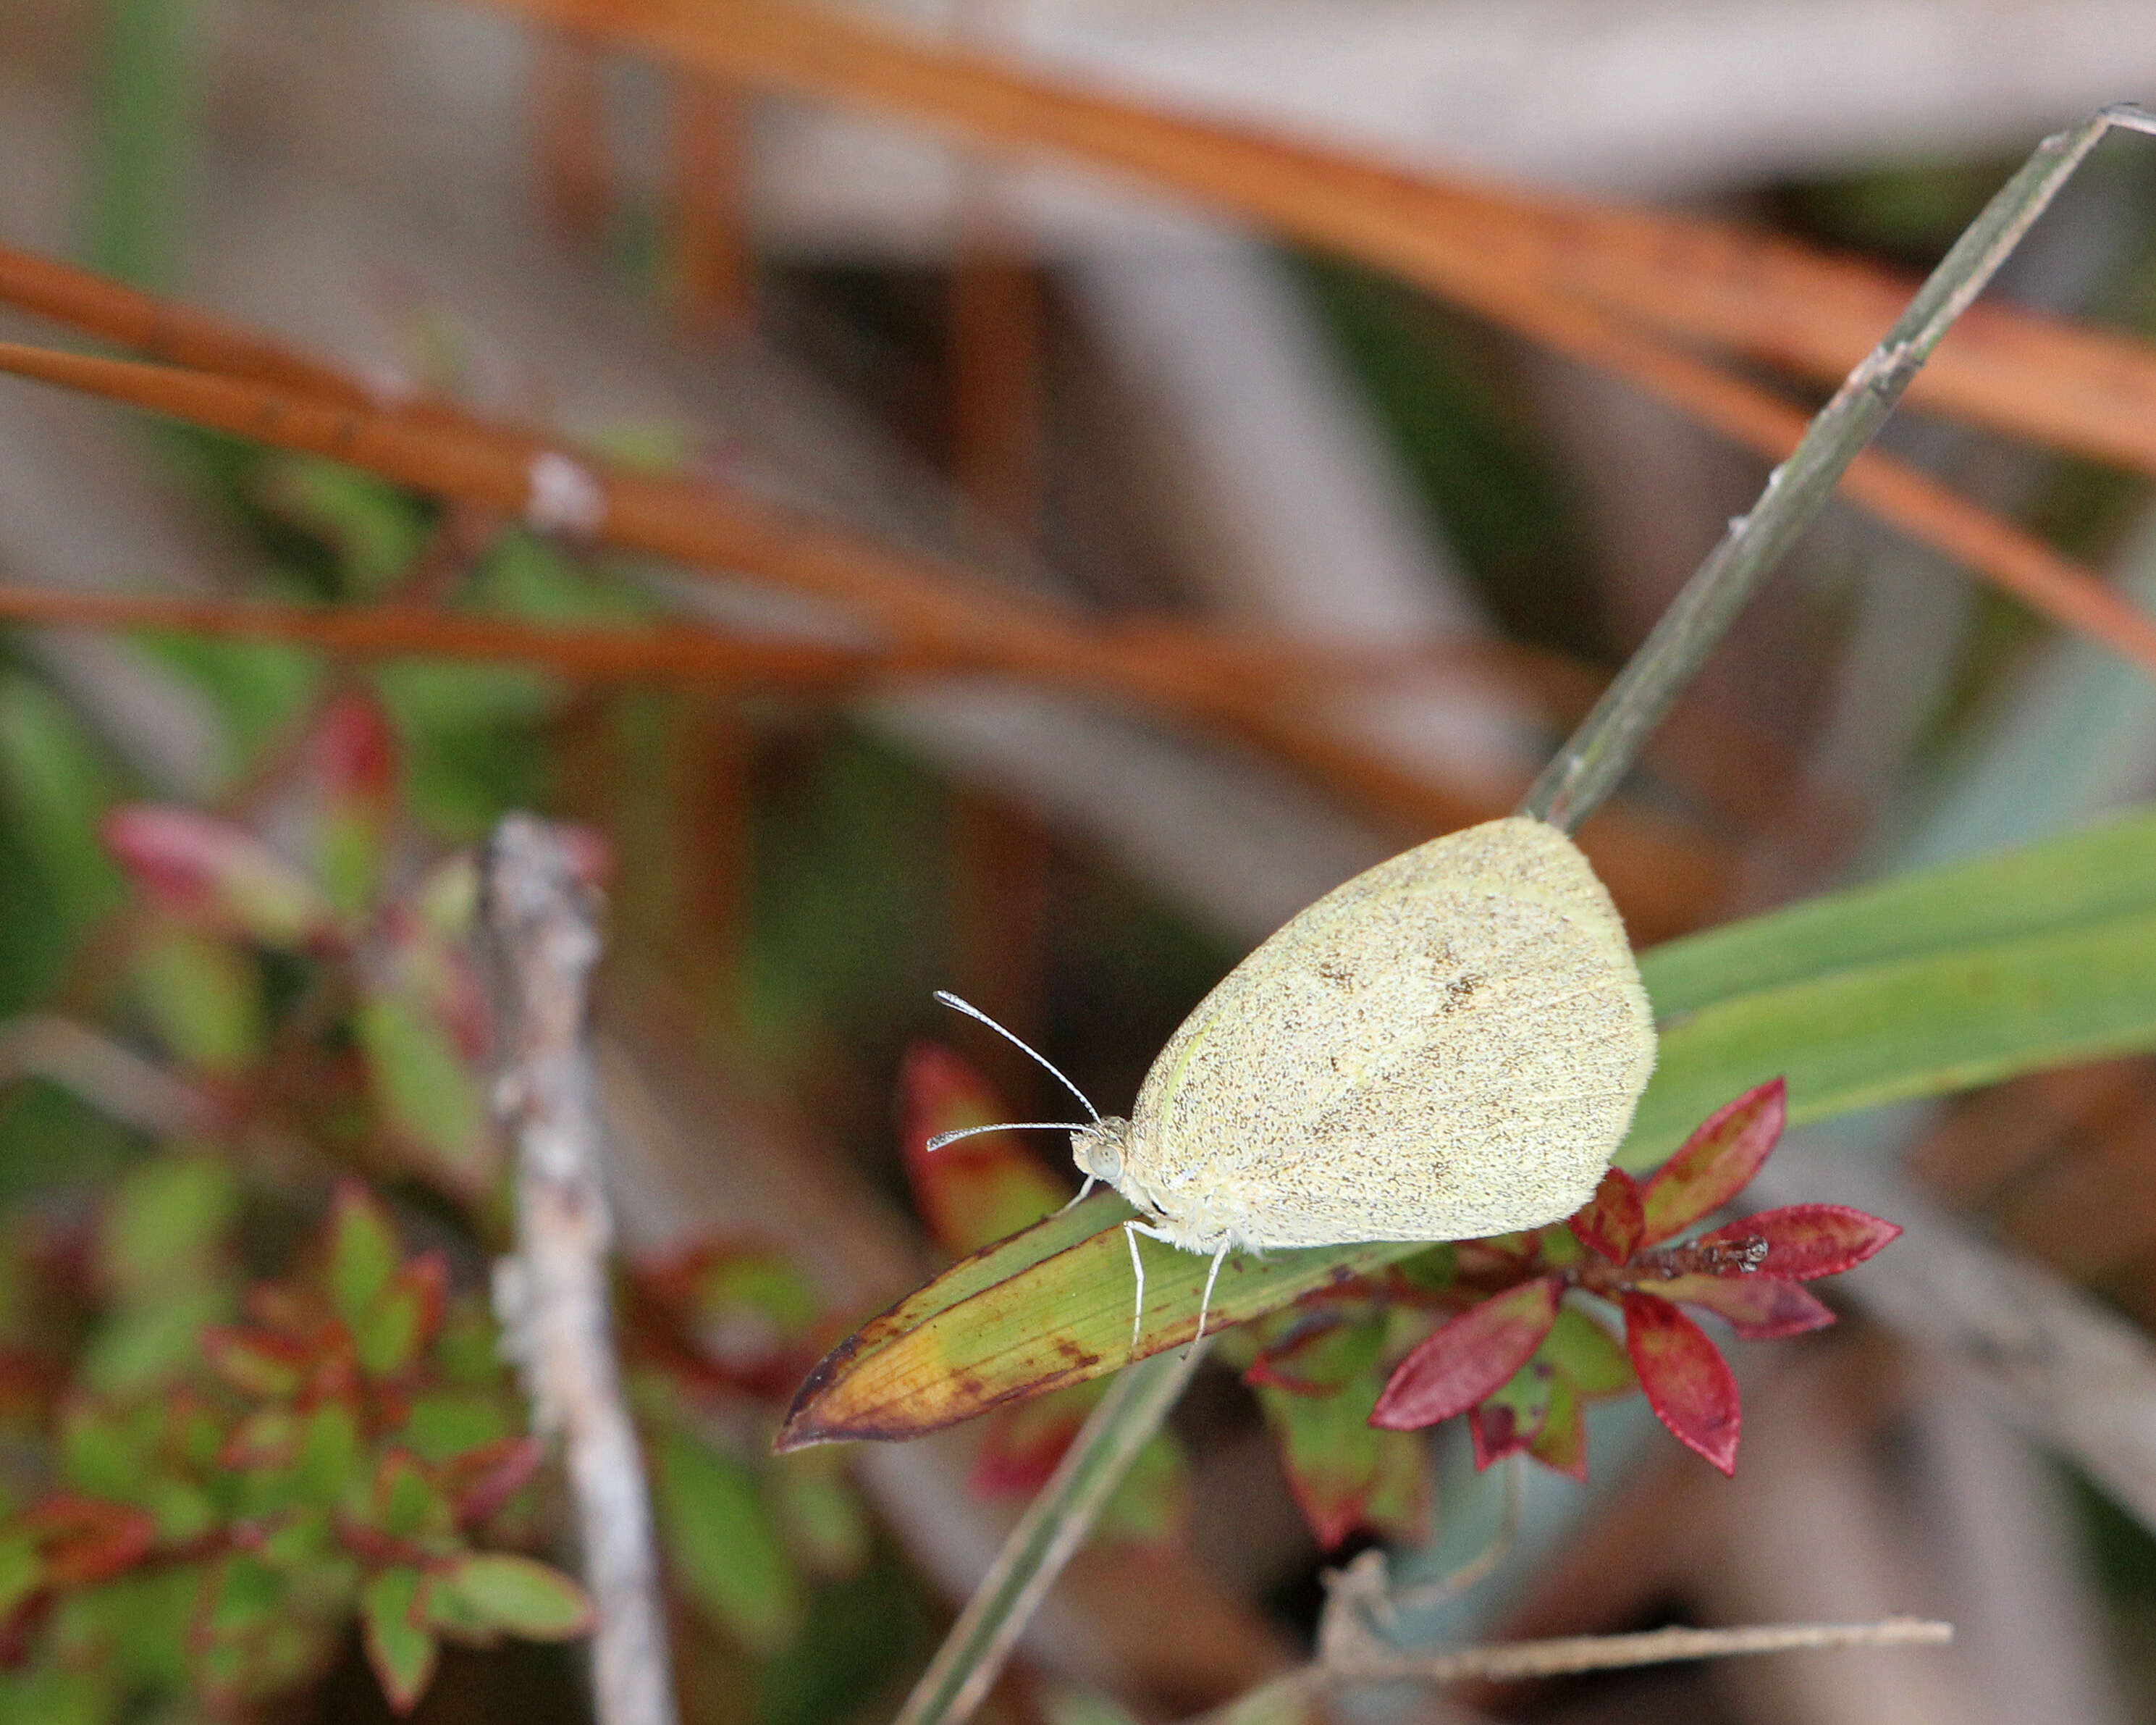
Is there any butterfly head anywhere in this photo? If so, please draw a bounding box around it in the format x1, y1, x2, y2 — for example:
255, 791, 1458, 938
1071, 1117, 1132, 1188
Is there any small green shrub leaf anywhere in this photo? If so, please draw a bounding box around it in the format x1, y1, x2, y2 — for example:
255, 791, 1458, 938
653, 1428, 802, 1655
327, 1183, 400, 1325
440, 1553, 593, 1640
361, 1566, 437, 1715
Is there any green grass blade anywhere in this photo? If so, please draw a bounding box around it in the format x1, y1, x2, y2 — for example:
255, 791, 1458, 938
1641, 804, 2156, 1016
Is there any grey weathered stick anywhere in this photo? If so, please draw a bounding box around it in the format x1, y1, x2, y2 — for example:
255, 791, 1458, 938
1189, 1616, 1953, 1725
482, 815, 679, 1725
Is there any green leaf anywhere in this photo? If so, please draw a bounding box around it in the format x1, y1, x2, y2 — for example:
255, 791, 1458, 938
1092, 1428, 1190, 1549
327, 1182, 399, 1325
145, 1477, 217, 1545
1528, 1376, 1587, 1479
778, 1192, 1398, 1447
1641, 805, 2156, 1017
771, 1450, 872, 1579
61, 1562, 197, 1691
304, 692, 398, 917
353, 987, 493, 1193
0, 1532, 43, 1619
256, 456, 429, 599
1537, 1306, 1635, 1399
201, 1551, 283, 1636
361, 1566, 438, 1714
0, 674, 125, 933
127, 924, 264, 1078
351, 1260, 445, 1379
0, 1668, 114, 1725
421, 1565, 502, 1645
439, 1553, 593, 1641
201, 1327, 309, 1398
1245, 1310, 1385, 1395
80, 1284, 231, 1395
373, 1453, 452, 1543
59, 1403, 150, 1500
1623, 905, 2156, 1170
103, 805, 335, 949
786, 810, 2156, 1439
403, 1390, 514, 1462
295, 1401, 362, 1508
652, 1428, 802, 1655
1251, 1368, 1425, 1550
98, 1154, 237, 1298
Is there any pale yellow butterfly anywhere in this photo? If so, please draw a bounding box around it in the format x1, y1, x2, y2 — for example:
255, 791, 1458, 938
929, 816, 1657, 1350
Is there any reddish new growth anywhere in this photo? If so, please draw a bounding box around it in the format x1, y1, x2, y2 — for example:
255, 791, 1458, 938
1369, 1080, 1900, 1477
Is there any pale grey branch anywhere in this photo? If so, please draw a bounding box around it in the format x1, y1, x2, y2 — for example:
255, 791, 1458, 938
481, 815, 678, 1725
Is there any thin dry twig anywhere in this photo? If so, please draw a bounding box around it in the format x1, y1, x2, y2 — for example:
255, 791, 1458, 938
0, 334, 1509, 833
0, 1012, 215, 1138
0, 576, 1622, 705
480, 815, 678, 1725
0, 581, 884, 684
487, 0, 2156, 684
1347, 1616, 1957, 1686
0, 251, 1731, 926
484, 0, 2156, 477
1187, 1548, 1950, 1725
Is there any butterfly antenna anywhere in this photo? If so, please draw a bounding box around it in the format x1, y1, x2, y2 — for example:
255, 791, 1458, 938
933, 991, 1100, 1123
925, 1122, 1088, 1152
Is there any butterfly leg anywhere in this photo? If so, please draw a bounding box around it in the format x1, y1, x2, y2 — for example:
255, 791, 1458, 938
1121, 1220, 1178, 1356
1121, 1221, 1148, 1353
1057, 1175, 1098, 1214
1193, 1241, 1231, 1349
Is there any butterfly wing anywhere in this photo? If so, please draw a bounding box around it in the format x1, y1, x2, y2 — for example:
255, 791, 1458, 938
1123, 818, 1655, 1249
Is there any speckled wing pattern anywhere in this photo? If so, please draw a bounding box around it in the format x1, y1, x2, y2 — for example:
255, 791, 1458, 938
1120, 818, 1656, 1251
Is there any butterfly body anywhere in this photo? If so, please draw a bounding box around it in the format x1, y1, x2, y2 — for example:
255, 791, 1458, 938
1071, 817, 1656, 1257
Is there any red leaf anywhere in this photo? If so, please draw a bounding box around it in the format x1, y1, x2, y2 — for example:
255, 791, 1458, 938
1621, 1293, 1740, 1475
308, 692, 398, 821
1370, 1278, 1560, 1431
201, 1327, 314, 1399
1693, 1205, 1902, 1281
898, 1043, 1071, 1257
1653, 1274, 1837, 1339
101, 805, 335, 949
1640, 1079, 1786, 1244
441, 1437, 546, 1528
1569, 1167, 1644, 1262
25, 1496, 156, 1587
1469, 1358, 1557, 1469
1470, 1390, 1547, 1469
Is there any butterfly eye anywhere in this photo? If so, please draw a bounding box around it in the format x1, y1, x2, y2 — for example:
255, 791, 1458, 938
1074, 1124, 1124, 1185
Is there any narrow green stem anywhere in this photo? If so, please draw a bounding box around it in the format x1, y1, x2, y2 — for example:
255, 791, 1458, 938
1520, 103, 2156, 834
891, 1343, 1208, 1725
88, 0, 200, 288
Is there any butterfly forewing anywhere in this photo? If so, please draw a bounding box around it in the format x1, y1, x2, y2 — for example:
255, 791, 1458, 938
1124, 819, 1656, 1250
